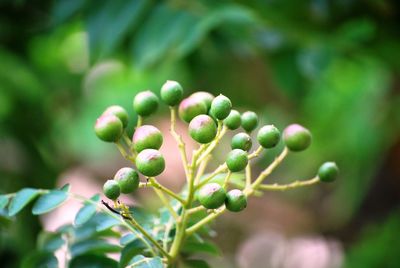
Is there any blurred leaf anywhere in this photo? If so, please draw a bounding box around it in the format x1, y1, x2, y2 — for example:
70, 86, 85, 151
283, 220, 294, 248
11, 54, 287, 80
183, 259, 211, 268
74, 194, 100, 226
128, 255, 163, 267
37, 231, 65, 252
120, 233, 137, 246
0, 195, 9, 210
51, 0, 89, 25
21, 251, 58, 268
120, 239, 147, 268
181, 239, 221, 256
8, 188, 40, 217
86, 0, 150, 60
95, 213, 121, 232
70, 254, 118, 268
32, 190, 68, 215
71, 239, 120, 257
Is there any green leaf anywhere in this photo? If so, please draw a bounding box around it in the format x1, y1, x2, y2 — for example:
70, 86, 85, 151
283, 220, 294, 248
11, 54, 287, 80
70, 254, 118, 268
21, 251, 58, 268
32, 190, 68, 215
74, 194, 100, 226
120, 233, 137, 246
128, 255, 163, 268
8, 188, 40, 216
37, 231, 65, 252
0, 195, 9, 210
119, 239, 147, 268
181, 239, 221, 256
71, 239, 121, 257
95, 213, 121, 232
60, 183, 71, 192
183, 259, 211, 268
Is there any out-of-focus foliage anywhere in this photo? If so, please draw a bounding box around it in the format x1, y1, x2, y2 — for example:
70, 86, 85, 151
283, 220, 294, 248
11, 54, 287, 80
0, 0, 399, 267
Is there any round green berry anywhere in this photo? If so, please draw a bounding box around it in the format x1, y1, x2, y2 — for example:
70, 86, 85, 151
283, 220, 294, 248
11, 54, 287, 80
241, 111, 258, 132
198, 183, 226, 209
226, 149, 248, 172
133, 91, 159, 116
103, 180, 121, 200
189, 91, 214, 111
103, 105, 129, 128
136, 149, 165, 177
318, 162, 339, 182
209, 94, 232, 120
231, 133, 252, 151
283, 124, 312, 152
94, 115, 123, 142
225, 189, 247, 212
160, 80, 183, 106
189, 115, 217, 144
257, 125, 280, 148
114, 167, 140, 194
178, 97, 207, 123
224, 110, 241, 130
132, 125, 163, 152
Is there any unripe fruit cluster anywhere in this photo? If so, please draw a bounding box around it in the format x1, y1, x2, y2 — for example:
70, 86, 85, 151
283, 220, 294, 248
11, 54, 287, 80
197, 183, 247, 212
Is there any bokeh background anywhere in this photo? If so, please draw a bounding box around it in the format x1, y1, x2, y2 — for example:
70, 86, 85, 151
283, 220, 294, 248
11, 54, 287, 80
1, 0, 400, 267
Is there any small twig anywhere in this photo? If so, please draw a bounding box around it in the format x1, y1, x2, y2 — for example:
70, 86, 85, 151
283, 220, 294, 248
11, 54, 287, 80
259, 177, 320, 191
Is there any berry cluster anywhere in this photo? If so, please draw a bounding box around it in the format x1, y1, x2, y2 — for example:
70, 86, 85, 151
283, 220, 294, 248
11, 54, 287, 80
94, 80, 338, 263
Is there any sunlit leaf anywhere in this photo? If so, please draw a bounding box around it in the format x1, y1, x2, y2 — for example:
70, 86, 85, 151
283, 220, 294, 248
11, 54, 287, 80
0, 195, 9, 210
32, 190, 68, 215
74, 194, 100, 226
119, 239, 147, 268
8, 188, 40, 216
128, 255, 163, 268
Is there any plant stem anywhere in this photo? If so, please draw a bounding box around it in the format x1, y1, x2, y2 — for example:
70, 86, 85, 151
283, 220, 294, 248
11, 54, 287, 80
186, 206, 206, 215
147, 177, 186, 205
196, 122, 227, 166
251, 147, 288, 190
148, 179, 180, 220
194, 154, 211, 185
245, 164, 252, 188
259, 177, 320, 191
195, 163, 227, 189
136, 115, 143, 129
223, 171, 232, 189
115, 141, 135, 163
185, 207, 226, 236
169, 107, 189, 179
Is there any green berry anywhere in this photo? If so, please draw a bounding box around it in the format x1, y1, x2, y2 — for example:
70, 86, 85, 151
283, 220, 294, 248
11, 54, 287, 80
94, 115, 123, 142
225, 189, 247, 212
241, 111, 258, 132
132, 125, 163, 152
160, 80, 183, 106
103, 105, 129, 128
224, 109, 241, 130
103, 180, 121, 200
189, 91, 214, 111
198, 183, 226, 209
209, 94, 232, 120
178, 97, 207, 123
318, 162, 339, 182
283, 124, 312, 152
226, 149, 248, 172
257, 125, 280, 148
136, 149, 165, 177
114, 167, 140, 194
133, 91, 159, 116
189, 115, 217, 144
231, 133, 252, 151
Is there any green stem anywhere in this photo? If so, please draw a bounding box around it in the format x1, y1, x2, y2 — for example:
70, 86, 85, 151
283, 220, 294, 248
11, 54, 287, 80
245, 164, 251, 188
223, 171, 232, 189
185, 207, 226, 236
195, 163, 227, 190
148, 177, 186, 205
259, 177, 320, 191
115, 141, 135, 163
169, 107, 189, 179
196, 123, 227, 166
136, 115, 143, 129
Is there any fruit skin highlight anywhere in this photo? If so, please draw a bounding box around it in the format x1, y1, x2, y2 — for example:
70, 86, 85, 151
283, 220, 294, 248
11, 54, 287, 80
133, 91, 159, 116
189, 91, 214, 111
94, 114, 123, 142
178, 97, 207, 123
226, 149, 248, 172
257, 125, 281, 149
241, 111, 258, 132
197, 183, 226, 209
225, 189, 247, 212
161, 80, 184, 106
189, 115, 217, 144
224, 109, 241, 130
132, 125, 163, 152
136, 149, 165, 177
283, 124, 312, 152
231, 132, 252, 151
103, 180, 121, 200
318, 162, 339, 182
209, 94, 232, 120
114, 167, 140, 194
102, 105, 129, 128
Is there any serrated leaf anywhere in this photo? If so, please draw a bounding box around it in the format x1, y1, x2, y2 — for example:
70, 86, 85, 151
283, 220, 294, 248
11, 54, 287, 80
74, 194, 100, 226
71, 239, 121, 257
119, 239, 147, 268
181, 239, 221, 256
70, 254, 118, 268
0, 195, 9, 210
32, 190, 68, 215
8, 188, 40, 216
21, 251, 58, 268
128, 255, 163, 268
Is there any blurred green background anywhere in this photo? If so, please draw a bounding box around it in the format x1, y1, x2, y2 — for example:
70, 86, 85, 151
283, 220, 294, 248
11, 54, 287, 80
1, 0, 399, 267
